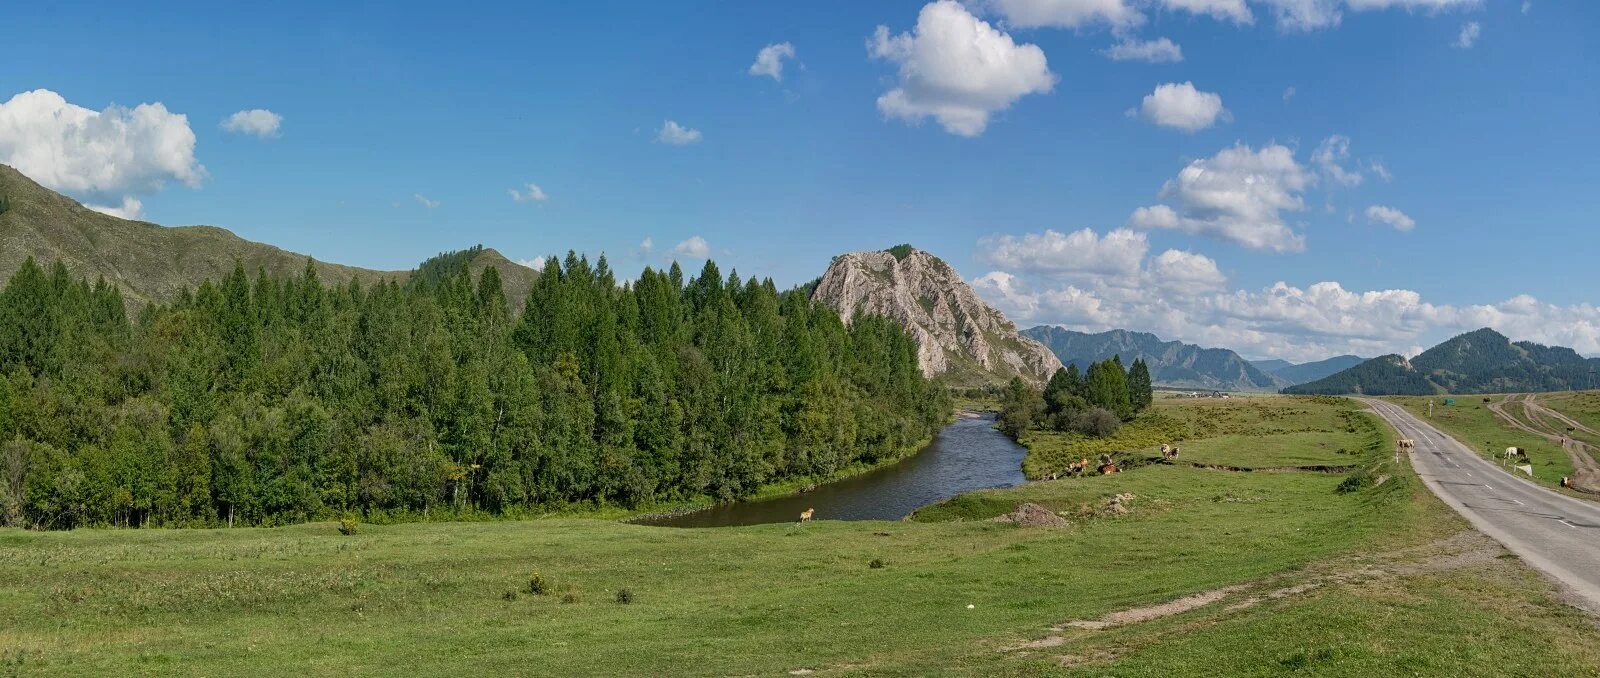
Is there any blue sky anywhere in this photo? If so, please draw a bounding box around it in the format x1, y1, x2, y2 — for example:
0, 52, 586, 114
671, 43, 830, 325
1, 1, 1595, 361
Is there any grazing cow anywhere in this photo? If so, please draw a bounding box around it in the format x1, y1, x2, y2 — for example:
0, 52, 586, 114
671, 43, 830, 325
1397, 439, 1415, 450
1160, 444, 1171, 457
1161, 445, 1181, 460
1504, 447, 1527, 460
1098, 463, 1120, 475
1562, 476, 1573, 489
799, 508, 815, 523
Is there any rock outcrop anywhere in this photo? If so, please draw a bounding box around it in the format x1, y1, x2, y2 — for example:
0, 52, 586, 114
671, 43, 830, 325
811, 247, 1062, 386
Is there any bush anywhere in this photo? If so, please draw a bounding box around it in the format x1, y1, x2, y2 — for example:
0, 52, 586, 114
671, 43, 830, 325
502, 590, 519, 601
337, 515, 359, 535
868, 558, 886, 569
527, 571, 548, 595
1069, 408, 1122, 437
1336, 469, 1373, 494
614, 588, 634, 604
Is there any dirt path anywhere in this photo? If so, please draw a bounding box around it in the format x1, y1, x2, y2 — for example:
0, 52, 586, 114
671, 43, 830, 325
1488, 394, 1600, 477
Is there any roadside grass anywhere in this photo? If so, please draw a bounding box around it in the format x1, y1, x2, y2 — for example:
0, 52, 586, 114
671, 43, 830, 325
1533, 391, 1600, 449
1, 396, 1596, 676
1387, 395, 1574, 486
1173, 431, 1367, 469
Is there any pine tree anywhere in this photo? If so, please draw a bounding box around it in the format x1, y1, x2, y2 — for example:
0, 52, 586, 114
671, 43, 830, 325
1128, 358, 1154, 412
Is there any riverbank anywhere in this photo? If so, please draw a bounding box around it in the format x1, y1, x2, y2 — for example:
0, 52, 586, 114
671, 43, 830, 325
5, 397, 1597, 675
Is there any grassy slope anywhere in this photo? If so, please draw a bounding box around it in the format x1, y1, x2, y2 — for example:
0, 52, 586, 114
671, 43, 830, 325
1387, 395, 1575, 488
2, 397, 1597, 676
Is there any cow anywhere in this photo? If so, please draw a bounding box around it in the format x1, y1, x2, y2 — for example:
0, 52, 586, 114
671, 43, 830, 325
1161, 445, 1181, 460
1504, 447, 1528, 461
799, 508, 815, 523
1397, 439, 1416, 450
1098, 463, 1120, 475
1561, 476, 1573, 489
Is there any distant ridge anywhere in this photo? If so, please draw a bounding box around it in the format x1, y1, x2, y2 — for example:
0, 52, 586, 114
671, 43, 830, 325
1022, 326, 1284, 392
1254, 355, 1367, 385
0, 163, 537, 309
1284, 328, 1600, 395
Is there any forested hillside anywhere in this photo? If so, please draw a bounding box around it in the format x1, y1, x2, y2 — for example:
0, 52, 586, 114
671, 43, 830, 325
1284, 328, 1600, 395
1022, 326, 1281, 391
0, 253, 948, 529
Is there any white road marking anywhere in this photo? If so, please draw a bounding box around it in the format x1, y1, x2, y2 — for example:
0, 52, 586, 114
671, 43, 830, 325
1511, 499, 1524, 505
1559, 520, 1579, 529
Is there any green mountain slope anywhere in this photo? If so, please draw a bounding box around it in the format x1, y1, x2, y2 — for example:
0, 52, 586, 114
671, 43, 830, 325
1284, 328, 1600, 395
1261, 355, 1367, 385
0, 163, 536, 309
1022, 326, 1285, 391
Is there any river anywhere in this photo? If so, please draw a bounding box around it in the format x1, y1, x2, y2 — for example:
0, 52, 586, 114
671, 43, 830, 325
639, 412, 1027, 527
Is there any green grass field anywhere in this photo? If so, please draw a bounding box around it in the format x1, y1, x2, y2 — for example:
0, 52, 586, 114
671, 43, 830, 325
1387, 395, 1574, 486
2, 396, 1597, 676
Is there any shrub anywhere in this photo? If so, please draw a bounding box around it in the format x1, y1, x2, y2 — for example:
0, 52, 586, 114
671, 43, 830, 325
868, 558, 886, 569
1069, 408, 1122, 437
614, 588, 634, 604
337, 515, 359, 535
1336, 469, 1373, 494
527, 571, 547, 595
502, 590, 519, 601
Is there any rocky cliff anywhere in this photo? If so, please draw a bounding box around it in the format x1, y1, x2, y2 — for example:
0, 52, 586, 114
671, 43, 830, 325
811, 247, 1062, 386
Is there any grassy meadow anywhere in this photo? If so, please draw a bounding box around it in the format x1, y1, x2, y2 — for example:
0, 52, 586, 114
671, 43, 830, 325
1386, 395, 1575, 487
3, 396, 1599, 676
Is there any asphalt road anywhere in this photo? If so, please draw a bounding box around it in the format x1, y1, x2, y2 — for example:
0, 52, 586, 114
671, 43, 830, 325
1361, 398, 1600, 614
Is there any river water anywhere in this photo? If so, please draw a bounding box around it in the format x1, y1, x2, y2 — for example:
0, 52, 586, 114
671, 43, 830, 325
639, 412, 1027, 527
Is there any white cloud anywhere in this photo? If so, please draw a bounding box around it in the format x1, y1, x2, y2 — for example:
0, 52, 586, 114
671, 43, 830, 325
1345, 0, 1481, 10
1102, 37, 1184, 63
1257, 0, 1343, 31
749, 42, 797, 81
1162, 0, 1254, 24
1312, 134, 1363, 186
1367, 159, 1393, 182
637, 238, 654, 259
1137, 82, 1228, 132
509, 183, 548, 203
1128, 143, 1312, 252
656, 120, 702, 145
1455, 21, 1480, 48
1365, 204, 1415, 231
1149, 249, 1227, 291
0, 88, 203, 212
868, 1, 1055, 137
220, 109, 282, 138
672, 236, 710, 259
978, 228, 1149, 280
516, 256, 546, 270
414, 194, 439, 209
1521, 1, 1531, 14
85, 196, 143, 220
1283, 86, 1297, 102
984, 0, 1145, 29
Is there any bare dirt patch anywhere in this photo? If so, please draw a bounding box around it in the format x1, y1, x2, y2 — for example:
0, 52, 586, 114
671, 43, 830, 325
992, 503, 1070, 528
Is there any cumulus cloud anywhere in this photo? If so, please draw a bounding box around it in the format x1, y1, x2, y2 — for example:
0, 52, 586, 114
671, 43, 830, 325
671, 236, 711, 259
1128, 143, 1312, 253
984, 0, 1145, 29
637, 237, 654, 259
1102, 37, 1184, 63
1455, 21, 1480, 48
656, 120, 702, 145
868, 1, 1055, 137
509, 183, 548, 203
978, 228, 1149, 280
85, 196, 144, 220
973, 247, 1600, 362
1136, 82, 1228, 131
221, 109, 282, 138
414, 194, 439, 209
0, 88, 203, 212
1365, 204, 1415, 231
516, 256, 547, 270
1312, 134, 1363, 186
748, 42, 797, 81
1162, 0, 1254, 24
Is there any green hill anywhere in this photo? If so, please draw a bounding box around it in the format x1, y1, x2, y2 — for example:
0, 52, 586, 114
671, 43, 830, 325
1022, 326, 1284, 391
1284, 328, 1600, 395
0, 163, 536, 310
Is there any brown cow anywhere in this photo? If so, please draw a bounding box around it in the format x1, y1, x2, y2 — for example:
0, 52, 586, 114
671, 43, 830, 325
799, 508, 815, 523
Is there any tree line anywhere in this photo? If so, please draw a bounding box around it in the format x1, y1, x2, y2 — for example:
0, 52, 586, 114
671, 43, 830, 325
998, 357, 1153, 438
0, 252, 949, 529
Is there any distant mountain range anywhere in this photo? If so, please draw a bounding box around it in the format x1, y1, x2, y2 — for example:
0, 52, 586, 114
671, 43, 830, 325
1284, 328, 1600, 395
1022, 327, 1268, 391
0, 163, 538, 310
1254, 355, 1367, 385
811, 247, 1062, 387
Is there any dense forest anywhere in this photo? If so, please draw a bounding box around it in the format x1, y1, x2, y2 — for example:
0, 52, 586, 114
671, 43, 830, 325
998, 357, 1154, 438
0, 252, 949, 529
